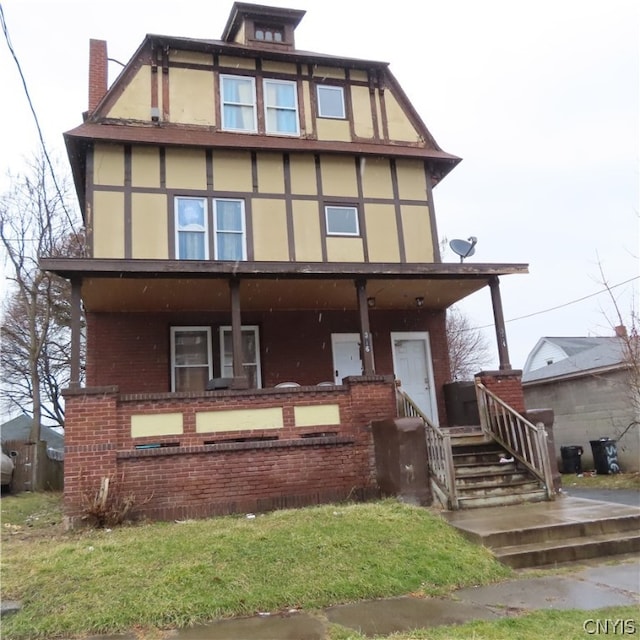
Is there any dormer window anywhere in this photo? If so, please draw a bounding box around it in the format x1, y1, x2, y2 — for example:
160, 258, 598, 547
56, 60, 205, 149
255, 25, 284, 43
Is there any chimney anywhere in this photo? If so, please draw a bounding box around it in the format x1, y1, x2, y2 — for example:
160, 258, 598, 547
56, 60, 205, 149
615, 325, 627, 338
88, 39, 108, 114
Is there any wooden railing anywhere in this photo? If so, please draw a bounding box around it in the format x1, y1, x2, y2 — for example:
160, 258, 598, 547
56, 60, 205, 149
475, 381, 555, 500
396, 388, 458, 509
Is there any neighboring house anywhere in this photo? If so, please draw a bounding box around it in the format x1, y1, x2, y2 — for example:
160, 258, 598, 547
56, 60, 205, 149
1, 415, 64, 455
41, 2, 529, 522
523, 331, 639, 472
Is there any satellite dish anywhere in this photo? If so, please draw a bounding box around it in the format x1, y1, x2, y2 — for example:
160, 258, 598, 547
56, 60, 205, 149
449, 236, 477, 263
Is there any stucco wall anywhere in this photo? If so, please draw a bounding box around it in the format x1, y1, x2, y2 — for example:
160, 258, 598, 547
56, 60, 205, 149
524, 369, 639, 472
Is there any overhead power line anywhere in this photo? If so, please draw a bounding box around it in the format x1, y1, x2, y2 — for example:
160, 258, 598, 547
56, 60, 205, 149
475, 276, 639, 329
0, 3, 82, 245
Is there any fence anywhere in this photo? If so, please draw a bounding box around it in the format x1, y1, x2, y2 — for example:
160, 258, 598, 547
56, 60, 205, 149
2, 440, 63, 492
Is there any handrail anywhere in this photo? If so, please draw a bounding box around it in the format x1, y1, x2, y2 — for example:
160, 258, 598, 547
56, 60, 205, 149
396, 388, 458, 509
475, 381, 554, 500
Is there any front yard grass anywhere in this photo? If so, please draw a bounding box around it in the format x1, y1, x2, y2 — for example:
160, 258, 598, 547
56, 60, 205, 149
1, 495, 511, 639
561, 471, 640, 490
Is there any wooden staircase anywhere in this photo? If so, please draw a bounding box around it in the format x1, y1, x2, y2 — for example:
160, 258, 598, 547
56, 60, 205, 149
450, 431, 548, 509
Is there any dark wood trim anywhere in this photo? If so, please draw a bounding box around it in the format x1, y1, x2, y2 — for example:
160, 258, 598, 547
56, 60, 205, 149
150, 45, 159, 113
244, 197, 254, 261
168, 195, 176, 259
70, 278, 82, 388
368, 70, 380, 142
390, 158, 407, 263
425, 162, 441, 262
489, 276, 512, 371
283, 153, 295, 260
251, 151, 259, 192
355, 157, 369, 262
378, 70, 390, 142
355, 279, 375, 375
161, 47, 170, 121
41, 256, 528, 280
315, 154, 328, 262
159, 147, 166, 188
206, 149, 213, 190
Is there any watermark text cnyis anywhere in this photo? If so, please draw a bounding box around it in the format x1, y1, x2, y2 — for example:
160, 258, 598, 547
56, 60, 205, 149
583, 619, 637, 635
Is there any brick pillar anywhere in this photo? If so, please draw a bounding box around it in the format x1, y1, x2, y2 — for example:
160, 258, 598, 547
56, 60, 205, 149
475, 370, 525, 413
88, 39, 108, 113
62, 386, 120, 525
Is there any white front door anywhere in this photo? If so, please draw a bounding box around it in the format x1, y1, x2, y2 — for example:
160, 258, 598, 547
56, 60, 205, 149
331, 333, 363, 384
391, 332, 438, 424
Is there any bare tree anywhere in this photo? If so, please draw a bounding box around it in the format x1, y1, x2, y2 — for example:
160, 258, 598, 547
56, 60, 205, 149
0, 155, 83, 453
446, 306, 492, 381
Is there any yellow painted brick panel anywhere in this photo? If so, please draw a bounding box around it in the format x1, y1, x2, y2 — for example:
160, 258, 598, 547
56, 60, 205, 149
385, 92, 420, 142
131, 147, 160, 188
131, 193, 168, 259
213, 151, 252, 192
292, 200, 322, 261
94, 144, 124, 186
93, 191, 125, 258
165, 148, 207, 190
312, 65, 345, 79
196, 407, 283, 432
107, 66, 151, 121
262, 60, 296, 74
169, 68, 215, 126
326, 237, 364, 262
256, 153, 284, 193
364, 204, 400, 262
131, 413, 183, 438
294, 404, 340, 427
316, 118, 351, 142
252, 199, 289, 261
352, 86, 375, 139
360, 157, 393, 199
289, 154, 317, 195
401, 205, 434, 262
169, 50, 212, 65
396, 159, 427, 201
219, 55, 256, 70
320, 156, 357, 197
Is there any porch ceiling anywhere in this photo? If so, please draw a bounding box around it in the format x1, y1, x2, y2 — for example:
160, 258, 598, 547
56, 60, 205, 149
81, 276, 490, 312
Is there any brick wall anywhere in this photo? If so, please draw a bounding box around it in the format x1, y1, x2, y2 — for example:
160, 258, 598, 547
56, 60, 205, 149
86, 308, 451, 420
62, 377, 394, 524
475, 370, 525, 413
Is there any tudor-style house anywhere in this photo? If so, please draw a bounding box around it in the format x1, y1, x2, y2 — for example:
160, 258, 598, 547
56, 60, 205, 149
42, 3, 539, 522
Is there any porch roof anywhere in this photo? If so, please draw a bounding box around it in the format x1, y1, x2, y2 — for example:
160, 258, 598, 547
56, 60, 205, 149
40, 258, 528, 312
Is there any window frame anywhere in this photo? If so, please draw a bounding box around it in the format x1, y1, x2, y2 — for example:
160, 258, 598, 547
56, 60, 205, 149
213, 198, 247, 261
317, 84, 346, 119
220, 74, 258, 133
263, 78, 300, 136
175, 196, 209, 260
170, 326, 213, 392
325, 205, 360, 237
219, 325, 262, 388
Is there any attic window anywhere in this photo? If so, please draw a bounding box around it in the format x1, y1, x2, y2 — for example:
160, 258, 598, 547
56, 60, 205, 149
546, 359, 554, 365
255, 25, 283, 43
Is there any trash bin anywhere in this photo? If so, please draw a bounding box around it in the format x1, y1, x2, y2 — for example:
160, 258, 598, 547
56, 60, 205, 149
589, 438, 620, 475
560, 445, 583, 474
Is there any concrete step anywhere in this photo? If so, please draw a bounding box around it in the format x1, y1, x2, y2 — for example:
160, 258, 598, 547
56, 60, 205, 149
457, 480, 542, 497
457, 488, 548, 509
494, 530, 640, 568
481, 513, 640, 549
456, 472, 534, 488
455, 462, 519, 477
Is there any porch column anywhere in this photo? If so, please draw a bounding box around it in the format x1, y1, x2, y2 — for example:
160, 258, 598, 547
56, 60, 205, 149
229, 278, 246, 385
70, 277, 82, 389
355, 279, 375, 376
489, 276, 512, 370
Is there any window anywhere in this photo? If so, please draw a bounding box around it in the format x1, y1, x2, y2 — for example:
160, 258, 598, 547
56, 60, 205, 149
171, 327, 213, 392
219, 326, 262, 388
255, 25, 284, 42
317, 85, 345, 119
221, 75, 257, 132
214, 199, 246, 260
175, 197, 208, 260
325, 206, 359, 236
264, 79, 299, 135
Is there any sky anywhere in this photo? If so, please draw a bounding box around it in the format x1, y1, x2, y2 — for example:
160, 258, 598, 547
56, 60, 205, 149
1, 0, 638, 371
